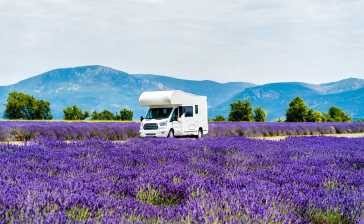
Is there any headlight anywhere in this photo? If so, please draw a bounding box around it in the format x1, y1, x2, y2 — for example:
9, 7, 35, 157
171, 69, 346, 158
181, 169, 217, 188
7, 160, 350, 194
159, 122, 167, 127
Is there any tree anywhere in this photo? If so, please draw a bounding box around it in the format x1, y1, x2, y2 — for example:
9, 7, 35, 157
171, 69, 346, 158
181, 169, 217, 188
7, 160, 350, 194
63, 105, 89, 120
212, 115, 226, 122
286, 97, 309, 122
34, 100, 52, 120
4, 91, 52, 120
228, 100, 253, 122
305, 109, 323, 122
91, 110, 115, 120
117, 108, 133, 121
327, 106, 351, 122
253, 107, 267, 122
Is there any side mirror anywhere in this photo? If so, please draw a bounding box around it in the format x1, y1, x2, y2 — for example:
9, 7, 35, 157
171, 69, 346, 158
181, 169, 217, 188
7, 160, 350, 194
178, 114, 184, 122
140, 116, 144, 121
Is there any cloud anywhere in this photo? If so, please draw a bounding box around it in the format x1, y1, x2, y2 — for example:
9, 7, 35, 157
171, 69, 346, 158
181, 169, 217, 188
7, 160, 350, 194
0, 0, 363, 85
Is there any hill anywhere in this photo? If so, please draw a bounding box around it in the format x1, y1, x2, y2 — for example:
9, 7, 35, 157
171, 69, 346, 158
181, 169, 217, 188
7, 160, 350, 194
0, 65, 253, 119
213, 81, 364, 120
1, 65, 363, 120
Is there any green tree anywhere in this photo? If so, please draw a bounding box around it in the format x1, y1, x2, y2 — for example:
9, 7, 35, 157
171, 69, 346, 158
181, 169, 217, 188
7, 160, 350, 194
253, 107, 267, 122
4, 91, 52, 120
91, 110, 115, 120
286, 97, 309, 122
35, 100, 52, 120
63, 105, 89, 120
305, 109, 323, 122
327, 106, 351, 122
116, 108, 133, 121
212, 115, 226, 122
228, 100, 253, 122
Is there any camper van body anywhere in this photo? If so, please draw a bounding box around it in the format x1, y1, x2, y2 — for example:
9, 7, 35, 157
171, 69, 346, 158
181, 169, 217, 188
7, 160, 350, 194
139, 90, 208, 138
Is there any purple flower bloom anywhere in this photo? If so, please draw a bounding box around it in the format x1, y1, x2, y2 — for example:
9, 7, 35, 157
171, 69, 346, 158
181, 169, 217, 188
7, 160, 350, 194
0, 135, 362, 223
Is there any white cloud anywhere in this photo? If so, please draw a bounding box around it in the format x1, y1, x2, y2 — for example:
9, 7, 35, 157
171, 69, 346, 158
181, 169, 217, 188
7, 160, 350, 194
0, 0, 363, 85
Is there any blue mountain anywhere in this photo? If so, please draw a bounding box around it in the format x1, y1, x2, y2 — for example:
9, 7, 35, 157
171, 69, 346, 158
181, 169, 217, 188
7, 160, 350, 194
213, 79, 364, 120
0, 65, 363, 120
0, 65, 253, 119
315, 78, 364, 94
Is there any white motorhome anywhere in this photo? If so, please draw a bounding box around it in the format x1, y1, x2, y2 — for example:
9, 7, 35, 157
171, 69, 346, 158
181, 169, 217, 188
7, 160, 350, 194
139, 90, 208, 138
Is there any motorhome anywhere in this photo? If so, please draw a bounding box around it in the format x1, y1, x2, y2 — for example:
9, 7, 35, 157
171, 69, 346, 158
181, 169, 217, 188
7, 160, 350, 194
139, 90, 208, 138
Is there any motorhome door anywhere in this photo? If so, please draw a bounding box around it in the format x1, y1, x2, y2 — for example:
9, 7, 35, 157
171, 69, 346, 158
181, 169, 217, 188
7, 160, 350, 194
171, 108, 182, 135
179, 106, 196, 134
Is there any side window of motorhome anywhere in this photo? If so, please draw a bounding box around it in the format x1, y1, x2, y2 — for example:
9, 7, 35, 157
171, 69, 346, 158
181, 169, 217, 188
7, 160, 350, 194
195, 105, 198, 114
178, 106, 193, 118
185, 107, 193, 117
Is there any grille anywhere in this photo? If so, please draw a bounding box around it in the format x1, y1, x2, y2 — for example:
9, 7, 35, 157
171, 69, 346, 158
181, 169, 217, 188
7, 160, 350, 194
143, 123, 158, 130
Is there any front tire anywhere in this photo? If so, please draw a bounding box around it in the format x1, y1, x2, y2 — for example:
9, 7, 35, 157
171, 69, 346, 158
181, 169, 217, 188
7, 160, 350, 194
196, 129, 203, 139
167, 129, 174, 138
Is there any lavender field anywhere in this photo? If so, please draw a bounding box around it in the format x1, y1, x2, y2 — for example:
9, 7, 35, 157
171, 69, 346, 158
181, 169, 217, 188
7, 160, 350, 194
0, 122, 363, 223
1, 121, 364, 141
0, 136, 363, 223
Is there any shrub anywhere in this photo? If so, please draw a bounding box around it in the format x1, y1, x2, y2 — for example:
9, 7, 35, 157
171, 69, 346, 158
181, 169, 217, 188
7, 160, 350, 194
306, 109, 324, 122
116, 108, 133, 121
91, 110, 115, 120
66, 206, 90, 222
4, 91, 52, 120
308, 209, 350, 224
212, 115, 226, 122
228, 100, 253, 122
253, 107, 267, 122
136, 186, 182, 207
63, 105, 89, 120
286, 97, 309, 122
327, 106, 351, 122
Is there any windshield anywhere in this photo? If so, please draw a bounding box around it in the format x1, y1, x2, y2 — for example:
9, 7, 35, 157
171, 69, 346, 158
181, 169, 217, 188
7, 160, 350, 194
145, 108, 173, 120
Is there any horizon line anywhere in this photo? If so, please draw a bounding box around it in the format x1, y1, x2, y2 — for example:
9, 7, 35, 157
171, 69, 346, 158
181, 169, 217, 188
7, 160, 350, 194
1, 64, 363, 87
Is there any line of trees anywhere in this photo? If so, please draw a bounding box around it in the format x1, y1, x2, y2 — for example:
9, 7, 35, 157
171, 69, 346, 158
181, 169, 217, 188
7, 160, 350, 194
212, 97, 352, 122
224, 100, 267, 122
2, 91, 353, 122
212, 100, 267, 122
3, 92, 133, 121
285, 97, 351, 122
89, 108, 133, 121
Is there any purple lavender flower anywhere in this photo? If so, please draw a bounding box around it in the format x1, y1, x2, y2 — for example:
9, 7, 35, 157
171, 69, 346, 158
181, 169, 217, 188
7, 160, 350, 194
0, 136, 362, 223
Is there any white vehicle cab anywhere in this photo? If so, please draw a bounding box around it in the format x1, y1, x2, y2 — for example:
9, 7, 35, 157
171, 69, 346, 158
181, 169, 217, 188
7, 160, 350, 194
139, 90, 208, 138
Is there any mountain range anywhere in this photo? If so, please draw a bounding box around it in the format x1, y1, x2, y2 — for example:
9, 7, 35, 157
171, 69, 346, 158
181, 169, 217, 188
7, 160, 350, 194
0, 65, 363, 120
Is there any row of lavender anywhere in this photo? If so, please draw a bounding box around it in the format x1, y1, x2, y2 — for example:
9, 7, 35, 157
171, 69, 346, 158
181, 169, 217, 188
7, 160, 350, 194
2, 121, 364, 141
0, 137, 362, 223
208, 122, 364, 137
0, 121, 140, 141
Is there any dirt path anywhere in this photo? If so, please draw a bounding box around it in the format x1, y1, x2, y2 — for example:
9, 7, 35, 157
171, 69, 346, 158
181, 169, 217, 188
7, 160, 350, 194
0, 141, 30, 146
251, 133, 364, 141
1, 133, 364, 145
0, 140, 128, 146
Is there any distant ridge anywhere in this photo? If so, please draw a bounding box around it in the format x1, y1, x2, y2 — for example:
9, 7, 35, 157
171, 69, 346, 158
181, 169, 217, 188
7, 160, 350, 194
0, 65, 253, 119
0, 65, 363, 120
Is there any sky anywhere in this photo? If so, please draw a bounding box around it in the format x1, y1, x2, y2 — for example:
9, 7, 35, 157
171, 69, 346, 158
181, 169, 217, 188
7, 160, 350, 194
0, 0, 364, 85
